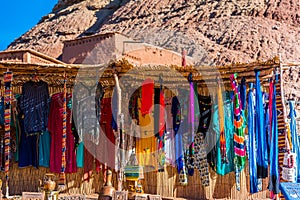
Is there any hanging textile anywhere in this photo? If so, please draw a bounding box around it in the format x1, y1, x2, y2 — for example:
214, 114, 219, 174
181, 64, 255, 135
48, 86, 76, 183
18, 94, 39, 168
247, 83, 258, 193
4, 70, 12, 196
187, 76, 195, 176
211, 96, 235, 176
230, 73, 246, 191
136, 98, 157, 169
141, 78, 154, 115
157, 83, 166, 172
217, 78, 227, 163
19, 80, 49, 135
255, 70, 268, 179
39, 130, 51, 167
60, 74, 67, 186
268, 74, 279, 194
164, 90, 175, 166
172, 96, 187, 185
194, 95, 210, 186
288, 100, 300, 182
240, 77, 246, 110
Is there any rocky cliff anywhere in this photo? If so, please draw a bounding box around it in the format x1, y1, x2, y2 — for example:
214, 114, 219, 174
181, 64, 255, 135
7, 0, 300, 65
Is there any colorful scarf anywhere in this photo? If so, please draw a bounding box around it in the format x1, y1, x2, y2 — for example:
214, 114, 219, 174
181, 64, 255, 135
255, 70, 268, 179
217, 79, 227, 163
247, 83, 258, 193
59, 72, 67, 186
230, 73, 246, 191
4, 71, 12, 195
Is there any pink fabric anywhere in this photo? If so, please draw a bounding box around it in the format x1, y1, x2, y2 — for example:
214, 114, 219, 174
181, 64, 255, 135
234, 147, 246, 157
48, 92, 77, 173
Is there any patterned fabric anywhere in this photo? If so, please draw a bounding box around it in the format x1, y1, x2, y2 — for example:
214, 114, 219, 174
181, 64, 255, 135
4, 71, 12, 188
194, 95, 210, 186
247, 83, 258, 193
20, 80, 49, 135
60, 73, 67, 185
211, 98, 235, 176
230, 73, 246, 191
194, 131, 210, 186
217, 80, 227, 163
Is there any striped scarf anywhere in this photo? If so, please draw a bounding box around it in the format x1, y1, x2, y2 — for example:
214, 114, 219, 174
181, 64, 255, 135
230, 73, 246, 191
59, 72, 67, 186
4, 71, 12, 194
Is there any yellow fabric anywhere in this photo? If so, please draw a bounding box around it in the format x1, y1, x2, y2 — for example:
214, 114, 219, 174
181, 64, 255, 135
136, 99, 157, 169
286, 123, 292, 150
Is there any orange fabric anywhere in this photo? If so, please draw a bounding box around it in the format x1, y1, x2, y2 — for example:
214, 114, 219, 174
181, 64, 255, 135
136, 99, 157, 169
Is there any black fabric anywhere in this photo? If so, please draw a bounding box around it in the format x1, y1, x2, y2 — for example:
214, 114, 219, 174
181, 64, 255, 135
154, 88, 161, 137
257, 165, 268, 179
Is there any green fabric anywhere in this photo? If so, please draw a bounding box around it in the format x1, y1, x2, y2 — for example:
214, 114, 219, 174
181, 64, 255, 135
76, 142, 84, 168
212, 99, 235, 175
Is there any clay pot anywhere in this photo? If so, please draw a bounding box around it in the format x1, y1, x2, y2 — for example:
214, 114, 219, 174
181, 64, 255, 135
100, 170, 115, 197
44, 174, 56, 191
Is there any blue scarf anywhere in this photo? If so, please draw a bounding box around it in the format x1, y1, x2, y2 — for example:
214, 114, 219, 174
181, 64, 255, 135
269, 75, 279, 194
255, 70, 268, 178
248, 83, 258, 193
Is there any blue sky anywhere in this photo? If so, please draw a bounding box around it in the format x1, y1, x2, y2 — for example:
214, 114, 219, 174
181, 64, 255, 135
0, 0, 57, 50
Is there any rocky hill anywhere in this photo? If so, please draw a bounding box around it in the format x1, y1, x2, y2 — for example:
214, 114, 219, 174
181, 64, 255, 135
7, 0, 300, 65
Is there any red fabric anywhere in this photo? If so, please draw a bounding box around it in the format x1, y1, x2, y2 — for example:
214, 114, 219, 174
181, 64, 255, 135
48, 92, 77, 173
99, 97, 115, 168
269, 80, 274, 140
141, 79, 154, 115
84, 97, 115, 179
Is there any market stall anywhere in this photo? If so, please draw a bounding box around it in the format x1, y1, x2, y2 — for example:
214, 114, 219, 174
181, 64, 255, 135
0, 57, 291, 199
